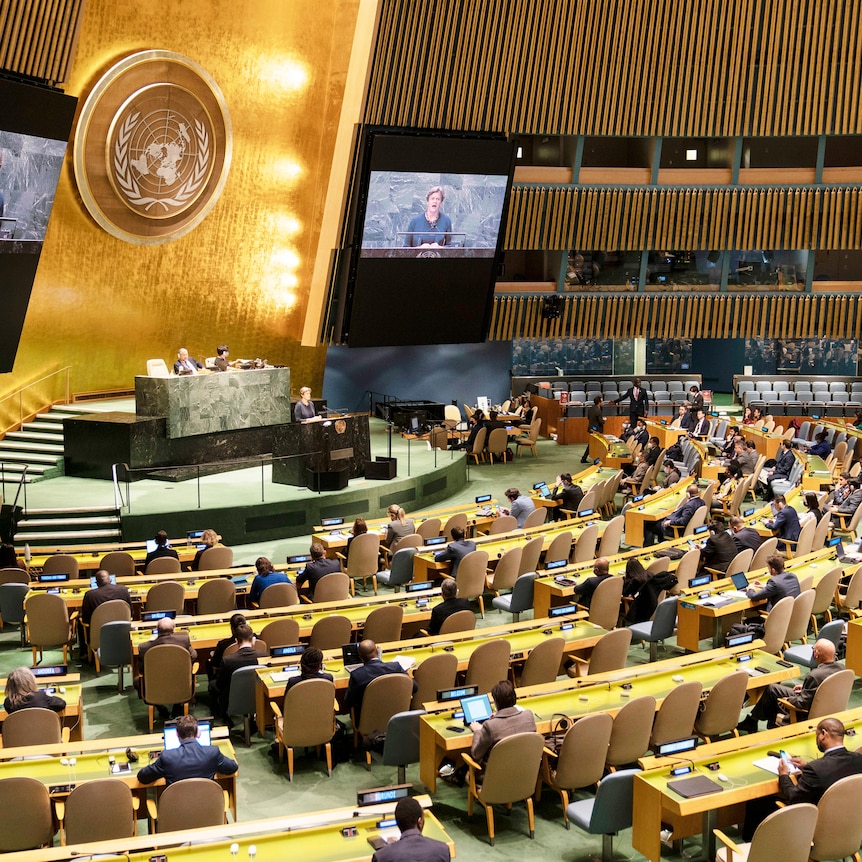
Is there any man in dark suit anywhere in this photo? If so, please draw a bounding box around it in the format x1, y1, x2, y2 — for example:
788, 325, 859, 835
690, 409, 711, 439
698, 523, 738, 574
746, 553, 800, 611
433, 527, 476, 577
550, 472, 583, 521
582, 395, 606, 463
676, 404, 693, 432
173, 348, 204, 375
143, 530, 179, 570
644, 484, 705, 546
342, 639, 416, 724
211, 623, 259, 720
763, 439, 796, 501
371, 796, 450, 862
137, 617, 198, 716
295, 542, 340, 599
81, 569, 132, 625
137, 714, 238, 785
427, 578, 473, 635
729, 516, 765, 553
572, 557, 611, 608
826, 477, 862, 518
614, 378, 649, 426
688, 385, 704, 414
764, 494, 801, 551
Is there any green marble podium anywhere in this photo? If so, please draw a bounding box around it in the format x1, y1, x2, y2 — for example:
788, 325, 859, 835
135, 368, 291, 438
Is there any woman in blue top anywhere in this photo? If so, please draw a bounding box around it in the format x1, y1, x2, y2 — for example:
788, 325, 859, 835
403, 186, 453, 247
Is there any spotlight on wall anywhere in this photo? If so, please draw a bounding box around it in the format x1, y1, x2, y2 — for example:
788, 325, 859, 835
685, 149, 698, 161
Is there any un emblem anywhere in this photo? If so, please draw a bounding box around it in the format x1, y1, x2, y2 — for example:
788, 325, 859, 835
74, 51, 231, 245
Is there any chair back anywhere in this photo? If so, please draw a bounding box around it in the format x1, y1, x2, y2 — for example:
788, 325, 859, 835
63, 778, 135, 844
573, 523, 599, 563
89, 599, 132, 653
146, 581, 185, 614
790, 518, 816, 557
784, 589, 815, 645
544, 532, 572, 566
587, 627, 632, 675
645, 556, 670, 576
468, 426, 487, 462
518, 536, 544, 575
651, 680, 702, 748
155, 778, 226, 832
750, 537, 779, 571
0, 776, 54, 851
311, 573, 350, 603
465, 638, 511, 694
606, 696, 656, 767
357, 673, 415, 737
812, 513, 832, 550
810, 774, 862, 862
259, 582, 300, 608
226, 665, 263, 722
382, 710, 424, 773
343, 532, 380, 583
598, 516, 625, 557
0, 582, 28, 626
1, 708, 62, 747
438, 608, 476, 634
25, 592, 72, 649
0, 568, 29, 585
504, 572, 537, 617
723, 549, 753, 575
99, 552, 136, 577
742, 803, 818, 862
840, 565, 862, 610
223, 639, 267, 658
519, 637, 564, 687
807, 668, 856, 719
683, 505, 708, 535
456, 550, 490, 600
673, 549, 700, 588
309, 615, 352, 649
478, 732, 545, 806
142, 643, 194, 707
588, 576, 624, 630
146, 358, 170, 377
411, 652, 458, 709
489, 545, 522, 592
196, 578, 236, 614
576, 489, 597, 513
197, 546, 234, 570
363, 604, 403, 643
811, 566, 841, 619
488, 514, 518, 534
648, 596, 679, 641
442, 512, 468, 538
416, 518, 442, 541
583, 768, 640, 835
97, 620, 132, 674
389, 534, 423, 555
486, 427, 510, 462
552, 712, 613, 792
281, 678, 337, 747
42, 554, 79, 577
695, 670, 749, 739
382, 548, 417, 589
429, 425, 449, 450
761, 594, 794, 654
145, 556, 182, 575
522, 506, 547, 529
259, 618, 301, 650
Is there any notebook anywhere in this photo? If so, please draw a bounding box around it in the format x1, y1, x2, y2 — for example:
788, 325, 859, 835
667, 774, 724, 798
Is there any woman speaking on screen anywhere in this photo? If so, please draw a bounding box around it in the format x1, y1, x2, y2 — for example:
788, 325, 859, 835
403, 185, 453, 247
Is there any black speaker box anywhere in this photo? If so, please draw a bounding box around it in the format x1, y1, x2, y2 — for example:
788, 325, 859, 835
306, 468, 349, 491
364, 457, 397, 480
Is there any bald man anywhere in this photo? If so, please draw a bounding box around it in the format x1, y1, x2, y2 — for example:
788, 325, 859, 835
738, 639, 843, 732
572, 557, 611, 609
342, 639, 416, 725
136, 616, 198, 718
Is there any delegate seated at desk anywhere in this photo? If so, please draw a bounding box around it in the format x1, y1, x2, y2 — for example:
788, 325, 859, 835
214, 344, 230, 371
4, 666, 66, 714
371, 796, 450, 862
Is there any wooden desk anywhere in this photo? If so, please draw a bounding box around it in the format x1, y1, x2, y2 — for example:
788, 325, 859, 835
799, 452, 833, 491
623, 480, 692, 548
0, 673, 83, 742
25, 541, 199, 574
589, 433, 632, 469
632, 706, 862, 862
418, 644, 794, 792
846, 617, 862, 675
646, 420, 686, 450
741, 425, 782, 460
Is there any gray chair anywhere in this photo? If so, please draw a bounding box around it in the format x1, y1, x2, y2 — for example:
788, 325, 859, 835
376, 547, 417, 591
491, 572, 536, 621
628, 596, 678, 661
0, 582, 29, 646
782, 619, 845, 669
97, 620, 132, 692
225, 665, 260, 746
380, 709, 423, 783
566, 768, 640, 862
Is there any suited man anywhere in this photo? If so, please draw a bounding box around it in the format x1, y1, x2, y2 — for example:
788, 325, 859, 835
137, 714, 238, 785
572, 557, 611, 608
427, 578, 473, 636
342, 639, 416, 724
211, 623, 259, 720
826, 477, 862, 517
690, 409, 711, 439
144, 530, 179, 569
675, 404, 693, 432
550, 473, 583, 521
623, 419, 649, 448
614, 378, 649, 425
698, 523, 738, 574
173, 347, 204, 375
371, 796, 450, 862
81, 569, 132, 625
730, 440, 758, 476
729, 516, 765, 553
137, 617, 198, 716
688, 385, 704, 414
582, 395, 606, 463
739, 639, 842, 732
433, 527, 476, 576
745, 553, 800, 611
763, 439, 796, 501
644, 484, 705, 546
764, 494, 801, 551
295, 542, 341, 599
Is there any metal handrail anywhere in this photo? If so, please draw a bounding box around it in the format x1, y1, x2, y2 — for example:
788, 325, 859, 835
0, 366, 72, 435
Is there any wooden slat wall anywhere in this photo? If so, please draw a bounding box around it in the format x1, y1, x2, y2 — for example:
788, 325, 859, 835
0, 0, 85, 86
489, 293, 862, 341
365, 0, 862, 136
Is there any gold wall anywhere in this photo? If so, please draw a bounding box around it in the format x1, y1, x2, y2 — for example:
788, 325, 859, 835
2, 0, 360, 406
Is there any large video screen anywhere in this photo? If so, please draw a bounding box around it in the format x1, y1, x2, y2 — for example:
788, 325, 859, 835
343, 130, 516, 348
0, 77, 77, 372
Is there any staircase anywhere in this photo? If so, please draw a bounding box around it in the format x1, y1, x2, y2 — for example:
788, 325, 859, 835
14, 506, 123, 551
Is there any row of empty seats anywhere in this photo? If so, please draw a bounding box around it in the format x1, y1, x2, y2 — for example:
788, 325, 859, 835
537, 379, 700, 394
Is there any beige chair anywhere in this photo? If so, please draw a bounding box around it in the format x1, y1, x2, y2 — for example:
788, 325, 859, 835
667, 504, 708, 538
515, 418, 542, 457
563, 488, 595, 519
363, 604, 403, 643
416, 517, 442, 542
149, 778, 227, 832
196, 578, 236, 614
543, 532, 572, 567
673, 548, 701, 590
650, 680, 702, 750
353, 673, 415, 760
778, 668, 855, 723
141, 643, 197, 730
468, 427, 488, 464
715, 480, 749, 519
42, 554, 79, 577
146, 358, 170, 377
309, 615, 352, 649
749, 536, 779, 571
811, 513, 832, 551
597, 516, 625, 558
539, 712, 613, 827
606, 695, 657, 770
0, 567, 29, 585
519, 535, 545, 576
518, 636, 564, 687
84, 599, 132, 669
259, 582, 300, 608
809, 773, 862, 862
463, 732, 545, 844
714, 802, 818, 862
572, 523, 599, 563
488, 514, 518, 535
310, 574, 350, 603
1, 707, 68, 746
486, 427, 510, 463
442, 512, 468, 538
25, 592, 77, 664
694, 670, 749, 741
0, 776, 55, 851
223, 639, 268, 658
146, 581, 185, 614
784, 518, 816, 558
809, 566, 840, 635
522, 507, 547, 529
58, 778, 137, 844
705, 548, 753, 579
784, 589, 816, 647
196, 546, 234, 570
486, 545, 523, 593
145, 556, 182, 575
464, 638, 511, 694
836, 564, 862, 617
99, 552, 136, 577
384, 534, 423, 566
761, 594, 794, 655
411, 651, 458, 709
438, 608, 476, 634
338, 531, 380, 594
586, 576, 624, 630
258, 618, 301, 650
456, 549, 490, 617
832, 503, 862, 540
428, 425, 449, 450
271, 678, 337, 780
568, 626, 631, 677
645, 555, 671, 577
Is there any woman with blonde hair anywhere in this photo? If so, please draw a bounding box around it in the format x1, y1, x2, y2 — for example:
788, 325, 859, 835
191, 528, 224, 571
3, 667, 65, 714
383, 505, 415, 548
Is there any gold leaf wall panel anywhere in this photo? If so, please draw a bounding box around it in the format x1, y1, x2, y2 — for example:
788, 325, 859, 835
365, 0, 862, 137
2, 0, 359, 402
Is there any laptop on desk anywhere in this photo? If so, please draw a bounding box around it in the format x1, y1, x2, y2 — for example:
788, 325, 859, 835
342, 643, 363, 673
460, 693, 494, 727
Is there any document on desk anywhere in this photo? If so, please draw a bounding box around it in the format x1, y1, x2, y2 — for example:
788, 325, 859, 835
700, 597, 736, 608
753, 756, 800, 775
270, 668, 301, 683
